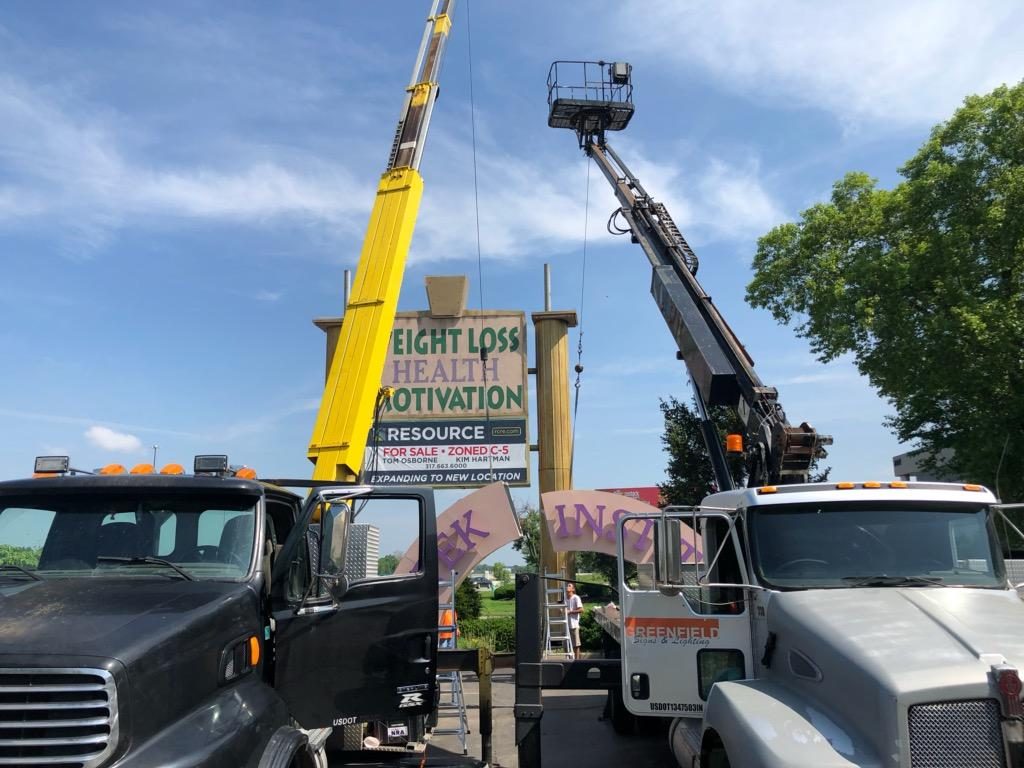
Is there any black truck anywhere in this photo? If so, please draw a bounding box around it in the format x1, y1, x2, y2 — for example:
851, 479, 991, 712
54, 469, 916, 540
0, 455, 440, 767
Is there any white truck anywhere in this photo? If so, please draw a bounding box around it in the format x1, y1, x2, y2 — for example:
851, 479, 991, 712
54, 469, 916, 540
546, 60, 1024, 767
618, 481, 1024, 767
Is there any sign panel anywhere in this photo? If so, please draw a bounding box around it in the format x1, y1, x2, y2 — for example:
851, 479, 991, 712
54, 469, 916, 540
541, 490, 702, 564
396, 482, 521, 602
597, 486, 663, 508
366, 311, 529, 487
363, 418, 527, 487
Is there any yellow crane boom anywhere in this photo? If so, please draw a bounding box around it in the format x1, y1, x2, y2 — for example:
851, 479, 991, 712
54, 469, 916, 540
308, 1, 454, 481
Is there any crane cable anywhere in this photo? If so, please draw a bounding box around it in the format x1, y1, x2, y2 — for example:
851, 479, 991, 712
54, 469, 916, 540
568, 158, 592, 485
465, 0, 496, 483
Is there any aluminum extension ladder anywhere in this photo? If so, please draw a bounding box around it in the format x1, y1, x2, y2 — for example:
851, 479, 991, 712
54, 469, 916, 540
543, 572, 574, 659
433, 570, 469, 754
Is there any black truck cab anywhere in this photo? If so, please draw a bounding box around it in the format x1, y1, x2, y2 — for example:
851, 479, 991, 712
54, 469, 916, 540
0, 461, 439, 767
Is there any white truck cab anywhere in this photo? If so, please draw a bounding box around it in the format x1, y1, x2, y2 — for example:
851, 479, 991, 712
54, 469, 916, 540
617, 481, 1024, 768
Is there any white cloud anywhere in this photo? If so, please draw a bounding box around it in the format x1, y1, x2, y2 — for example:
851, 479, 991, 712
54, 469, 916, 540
414, 132, 783, 263
0, 65, 782, 263
620, 0, 1024, 125
253, 290, 282, 302
84, 425, 143, 452
0, 76, 372, 254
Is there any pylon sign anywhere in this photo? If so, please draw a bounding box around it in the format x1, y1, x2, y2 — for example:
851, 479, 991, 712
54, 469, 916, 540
364, 310, 529, 487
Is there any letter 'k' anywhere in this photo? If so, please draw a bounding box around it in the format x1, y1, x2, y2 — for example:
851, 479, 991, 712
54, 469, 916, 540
449, 509, 490, 548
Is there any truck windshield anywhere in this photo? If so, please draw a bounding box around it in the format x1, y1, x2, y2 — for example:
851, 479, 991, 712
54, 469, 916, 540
748, 502, 1005, 589
0, 493, 258, 581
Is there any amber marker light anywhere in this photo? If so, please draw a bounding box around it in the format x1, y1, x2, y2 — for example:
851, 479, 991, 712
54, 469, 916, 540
130, 463, 154, 475
963, 484, 983, 492
249, 636, 261, 666
863, 481, 882, 488
757, 486, 778, 494
889, 481, 909, 488
160, 463, 185, 475
236, 467, 257, 480
98, 463, 127, 475
836, 482, 855, 490
726, 434, 743, 454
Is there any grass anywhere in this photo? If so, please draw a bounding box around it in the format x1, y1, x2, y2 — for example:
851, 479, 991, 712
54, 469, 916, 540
479, 594, 515, 618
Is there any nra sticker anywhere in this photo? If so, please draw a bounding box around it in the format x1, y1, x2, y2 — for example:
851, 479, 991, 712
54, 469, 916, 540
387, 725, 409, 739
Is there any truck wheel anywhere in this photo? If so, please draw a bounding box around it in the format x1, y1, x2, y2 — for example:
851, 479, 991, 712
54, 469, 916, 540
608, 689, 637, 735
258, 727, 312, 768
703, 745, 731, 768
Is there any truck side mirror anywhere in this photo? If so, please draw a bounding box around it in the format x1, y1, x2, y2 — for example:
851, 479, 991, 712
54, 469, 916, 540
656, 517, 683, 591
318, 502, 350, 600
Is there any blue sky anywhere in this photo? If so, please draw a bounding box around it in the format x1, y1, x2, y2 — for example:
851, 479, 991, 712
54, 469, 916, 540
2, 1, 1022, 564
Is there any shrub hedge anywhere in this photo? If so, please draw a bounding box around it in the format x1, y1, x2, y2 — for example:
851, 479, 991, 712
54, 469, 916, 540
492, 583, 516, 600
458, 617, 515, 652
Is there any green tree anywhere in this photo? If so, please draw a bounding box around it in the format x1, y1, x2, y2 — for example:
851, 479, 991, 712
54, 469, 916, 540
512, 502, 541, 571
377, 553, 399, 576
454, 577, 482, 619
491, 561, 509, 582
659, 397, 747, 505
747, 82, 1024, 501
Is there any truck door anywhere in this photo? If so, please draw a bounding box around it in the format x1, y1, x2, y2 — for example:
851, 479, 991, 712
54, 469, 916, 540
270, 487, 438, 728
619, 510, 753, 719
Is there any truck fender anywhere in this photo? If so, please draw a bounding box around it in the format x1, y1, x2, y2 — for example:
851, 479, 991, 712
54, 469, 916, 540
702, 680, 878, 768
257, 727, 314, 768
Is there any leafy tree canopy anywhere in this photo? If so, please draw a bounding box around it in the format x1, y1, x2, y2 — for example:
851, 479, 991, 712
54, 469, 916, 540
377, 553, 399, 576
512, 502, 541, 571
659, 397, 747, 506
747, 82, 1024, 500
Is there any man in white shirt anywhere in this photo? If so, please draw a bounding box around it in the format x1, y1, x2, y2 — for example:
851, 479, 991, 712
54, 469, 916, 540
566, 583, 583, 659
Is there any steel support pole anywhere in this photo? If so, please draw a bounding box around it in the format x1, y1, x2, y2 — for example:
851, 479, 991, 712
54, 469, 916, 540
515, 573, 543, 768
478, 647, 493, 766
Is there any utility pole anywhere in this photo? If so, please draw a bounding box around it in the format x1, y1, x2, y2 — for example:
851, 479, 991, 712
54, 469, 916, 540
532, 264, 577, 580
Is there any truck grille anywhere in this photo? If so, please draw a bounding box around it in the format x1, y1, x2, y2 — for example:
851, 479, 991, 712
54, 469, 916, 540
908, 698, 1005, 768
0, 668, 118, 767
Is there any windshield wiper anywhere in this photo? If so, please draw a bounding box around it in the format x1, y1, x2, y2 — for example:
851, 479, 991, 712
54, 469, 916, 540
0, 564, 42, 581
96, 556, 195, 581
842, 574, 944, 587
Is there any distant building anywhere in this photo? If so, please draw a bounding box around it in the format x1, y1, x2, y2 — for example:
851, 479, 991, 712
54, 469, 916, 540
346, 524, 381, 579
892, 449, 960, 482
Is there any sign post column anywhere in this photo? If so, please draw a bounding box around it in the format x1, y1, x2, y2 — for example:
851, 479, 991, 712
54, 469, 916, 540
532, 309, 578, 580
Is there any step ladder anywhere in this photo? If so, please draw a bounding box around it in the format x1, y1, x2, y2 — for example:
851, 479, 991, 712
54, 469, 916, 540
433, 570, 469, 755
543, 572, 574, 659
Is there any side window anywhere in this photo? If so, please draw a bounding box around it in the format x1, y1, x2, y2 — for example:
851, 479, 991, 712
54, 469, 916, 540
198, 509, 248, 546
0, 508, 57, 568
156, 514, 177, 557
344, 496, 421, 582
102, 512, 136, 525
951, 517, 991, 572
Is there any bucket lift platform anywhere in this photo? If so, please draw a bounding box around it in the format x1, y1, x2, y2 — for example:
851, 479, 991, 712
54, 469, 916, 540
547, 60, 634, 146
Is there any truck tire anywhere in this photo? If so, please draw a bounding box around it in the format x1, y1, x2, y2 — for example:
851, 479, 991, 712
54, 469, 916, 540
258, 727, 312, 768
608, 688, 637, 735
